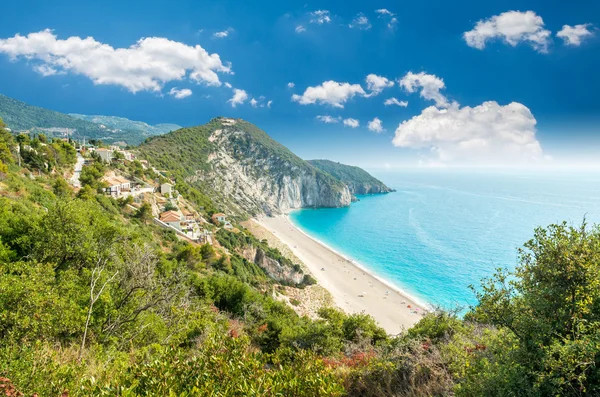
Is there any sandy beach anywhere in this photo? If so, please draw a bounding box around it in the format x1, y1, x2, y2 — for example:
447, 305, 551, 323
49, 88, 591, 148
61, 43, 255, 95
255, 214, 425, 335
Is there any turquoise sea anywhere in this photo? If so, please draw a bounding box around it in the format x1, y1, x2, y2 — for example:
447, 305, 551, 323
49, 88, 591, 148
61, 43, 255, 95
290, 169, 600, 310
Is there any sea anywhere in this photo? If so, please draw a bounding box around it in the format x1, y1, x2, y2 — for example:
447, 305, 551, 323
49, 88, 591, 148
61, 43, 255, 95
289, 169, 600, 310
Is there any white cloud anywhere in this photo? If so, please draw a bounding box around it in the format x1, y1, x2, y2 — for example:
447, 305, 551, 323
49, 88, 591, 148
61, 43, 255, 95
34, 64, 64, 76
384, 97, 408, 107
224, 82, 232, 89
365, 74, 394, 96
399, 72, 449, 107
228, 88, 248, 107
392, 101, 543, 165
310, 10, 331, 24
250, 98, 258, 107
213, 28, 233, 39
388, 18, 398, 29
349, 13, 371, 30
267, 100, 273, 108
287, 82, 295, 88
0, 29, 231, 93
169, 87, 192, 99
375, 9, 394, 16
295, 25, 306, 33
368, 117, 384, 133
316, 115, 341, 124
292, 80, 366, 108
557, 24, 594, 46
463, 11, 551, 53
343, 118, 360, 128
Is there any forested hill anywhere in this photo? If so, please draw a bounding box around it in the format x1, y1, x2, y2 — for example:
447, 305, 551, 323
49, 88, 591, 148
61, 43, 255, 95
308, 159, 394, 195
0, 94, 175, 145
0, 93, 105, 137
138, 117, 352, 216
69, 113, 181, 137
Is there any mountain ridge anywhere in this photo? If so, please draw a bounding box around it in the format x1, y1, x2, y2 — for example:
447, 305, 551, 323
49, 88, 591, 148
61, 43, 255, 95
308, 159, 395, 195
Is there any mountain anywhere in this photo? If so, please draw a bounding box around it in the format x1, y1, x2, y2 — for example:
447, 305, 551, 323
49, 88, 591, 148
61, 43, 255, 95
138, 117, 352, 216
308, 159, 394, 195
0, 94, 175, 145
69, 114, 181, 137
0, 93, 106, 137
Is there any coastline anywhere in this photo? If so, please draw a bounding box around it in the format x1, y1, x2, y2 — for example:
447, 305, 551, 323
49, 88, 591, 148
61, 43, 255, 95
255, 213, 427, 334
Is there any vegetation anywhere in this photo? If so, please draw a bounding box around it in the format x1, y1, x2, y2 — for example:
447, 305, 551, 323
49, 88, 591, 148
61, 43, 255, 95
1, 119, 599, 396
308, 159, 393, 194
69, 113, 181, 137
0, 94, 170, 145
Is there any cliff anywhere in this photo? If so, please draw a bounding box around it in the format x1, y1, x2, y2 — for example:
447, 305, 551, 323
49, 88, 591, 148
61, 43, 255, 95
308, 159, 394, 195
138, 117, 352, 216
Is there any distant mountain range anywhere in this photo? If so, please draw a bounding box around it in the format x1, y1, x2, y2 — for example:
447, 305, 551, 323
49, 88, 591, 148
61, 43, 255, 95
0, 94, 180, 145
69, 114, 181, 138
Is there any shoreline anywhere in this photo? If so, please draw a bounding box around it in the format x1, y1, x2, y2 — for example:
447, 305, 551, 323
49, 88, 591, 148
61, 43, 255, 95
255, 213, 427, 334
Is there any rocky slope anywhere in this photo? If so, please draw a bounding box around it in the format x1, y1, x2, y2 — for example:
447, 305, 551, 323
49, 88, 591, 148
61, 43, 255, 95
308, 159, 394, 195
138, 117, 352, 216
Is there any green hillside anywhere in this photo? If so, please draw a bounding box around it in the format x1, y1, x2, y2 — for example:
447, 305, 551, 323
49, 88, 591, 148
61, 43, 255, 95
308, 159, 394, 194
69, 113, 181, 136
0, 94, 173, 145
0, 94, 105, 137
1, 117, 600, 396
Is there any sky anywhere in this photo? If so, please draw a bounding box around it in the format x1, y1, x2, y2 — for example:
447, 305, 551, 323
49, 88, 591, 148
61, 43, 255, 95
0, 0, 599, 169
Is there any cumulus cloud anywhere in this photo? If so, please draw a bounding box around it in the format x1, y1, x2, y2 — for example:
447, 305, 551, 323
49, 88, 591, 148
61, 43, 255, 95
169, 87, 192, 99
267, 100, 273, 108
384, 97, 408, 107
399, 72, 449, 108
213, 28, 233, 38
295, 25, 306, 33
310, 10, 331, 24
343, 118, 360, 128
557, 24, 594, 46
368, 117, 384, 133
316, 115, 341, 124
0, 29, 231, 93
292, 80, 366, 108
250, 98, 258, 107
463, 11, 551, 53
349, 13, 371, 30
393, 101, 543, 165
287, 82, 295, 88
228, 88, 248, 107
365, 74, 394, 96
375, 9, 394, 16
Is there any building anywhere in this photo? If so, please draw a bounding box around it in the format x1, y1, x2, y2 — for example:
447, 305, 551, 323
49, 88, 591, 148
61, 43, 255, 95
211, 213, 227, 224
103, 175, 131, 196
118, 150, 134, 161
159, 210, 182, 230
96, 148, 114, 163
161, 183, 173, 196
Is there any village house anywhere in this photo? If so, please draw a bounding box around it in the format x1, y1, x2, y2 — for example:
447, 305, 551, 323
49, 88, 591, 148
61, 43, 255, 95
96, 148, 113, 163
211, 213, 227, 224
118, 150, 134, 161
161, 183, 173, 196
103, 175, 131, 197
159, 210, 182, 230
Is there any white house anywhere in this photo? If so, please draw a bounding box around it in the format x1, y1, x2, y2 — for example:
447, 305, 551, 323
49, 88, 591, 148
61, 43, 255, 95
103, 176, 131, 197
159, 210, 182, 230
161, 183, 173, 196
96, 148, 113, 163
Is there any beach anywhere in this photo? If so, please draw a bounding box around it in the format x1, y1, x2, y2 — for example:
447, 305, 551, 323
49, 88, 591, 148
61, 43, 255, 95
254, 214, 425, 335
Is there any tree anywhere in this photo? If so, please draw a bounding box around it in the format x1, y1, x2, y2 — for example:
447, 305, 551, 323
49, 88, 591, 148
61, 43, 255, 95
135, 202, 153, 224
471, 221, 600, 395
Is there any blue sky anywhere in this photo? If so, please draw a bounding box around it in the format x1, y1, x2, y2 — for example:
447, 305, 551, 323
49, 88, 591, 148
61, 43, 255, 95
0, 0, 599, 169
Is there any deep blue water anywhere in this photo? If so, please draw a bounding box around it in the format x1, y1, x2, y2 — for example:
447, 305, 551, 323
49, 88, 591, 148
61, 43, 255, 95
290, 169, 600, 310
